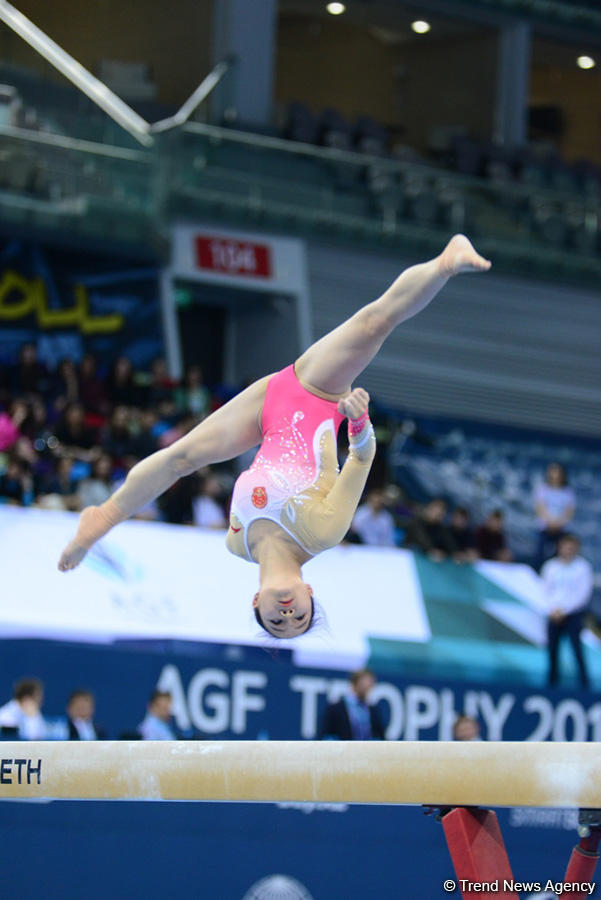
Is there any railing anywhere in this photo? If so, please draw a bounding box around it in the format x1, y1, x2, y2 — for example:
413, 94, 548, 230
1, 120, 601, 282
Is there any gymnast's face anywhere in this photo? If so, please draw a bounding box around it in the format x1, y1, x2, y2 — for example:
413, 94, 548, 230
253, 583, 314, 638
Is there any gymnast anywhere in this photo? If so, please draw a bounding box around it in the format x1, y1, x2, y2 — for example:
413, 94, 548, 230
58, 234, 491, 638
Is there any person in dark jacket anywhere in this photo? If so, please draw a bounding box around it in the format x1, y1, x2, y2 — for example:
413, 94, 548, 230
65, 690, 106, 740
319, 669, 385, 740
403, 497, 457, 561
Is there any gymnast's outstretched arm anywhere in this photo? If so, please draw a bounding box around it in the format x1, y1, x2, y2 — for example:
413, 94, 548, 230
58, 375, 272, 571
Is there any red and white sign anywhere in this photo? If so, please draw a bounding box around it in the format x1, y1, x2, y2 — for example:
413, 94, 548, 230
195, 236, 272, 278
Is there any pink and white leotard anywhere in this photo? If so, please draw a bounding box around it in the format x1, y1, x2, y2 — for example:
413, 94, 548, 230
226, 365, 375, 562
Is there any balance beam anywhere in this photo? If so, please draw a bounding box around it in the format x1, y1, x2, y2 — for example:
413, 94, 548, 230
0, 741, 599, 806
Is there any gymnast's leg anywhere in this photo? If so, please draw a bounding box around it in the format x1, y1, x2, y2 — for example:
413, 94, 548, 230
58, 375, 271, 571
295, 234, 490, 397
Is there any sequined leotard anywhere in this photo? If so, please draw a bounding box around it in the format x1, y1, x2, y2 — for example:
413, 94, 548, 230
226, 365, 376, 562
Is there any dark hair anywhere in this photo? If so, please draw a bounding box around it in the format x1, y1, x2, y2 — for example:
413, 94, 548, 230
68, 689, 93, 704
254, 596, 316, 638
149, 690, 171, 705
350, 668, 376, 687
546, 462, 568, 486
452, 714, 479, 737
490, 509, 504, 519
14, 678, 43, 701
559, 532, 580, 546
453, 506, 469, 517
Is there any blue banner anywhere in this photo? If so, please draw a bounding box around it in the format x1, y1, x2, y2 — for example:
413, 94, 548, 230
0, 239, 161, 368
0, 638, 594, 899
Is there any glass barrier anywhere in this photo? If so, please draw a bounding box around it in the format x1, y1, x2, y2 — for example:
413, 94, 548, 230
1, 120, 601, 283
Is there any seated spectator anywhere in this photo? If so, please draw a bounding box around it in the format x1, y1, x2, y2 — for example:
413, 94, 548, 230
193, 471, 227, 529
55, 402, 99, 460
76, 454, 114, 510
0, 399, 27, 452
11, 342, 48, 395
102, 406, 137, 462
175, 365, 210, 421
0, 677, 47, 739
65, 689, 106, 740
158, 474, 195, 525
130, 409, 159, 458
0, 457, 34, 505
320, 669, 385, 741
138, 690, 176, 740
78, 353, 107, 415
49, 358, 79, 411
450, 506, 478, 563
351, 489, 396, 546
146, 357, 177, 408
453, 714, 481, 741
403, 498, 456, 561
534, 462, 575, 569
39, 456, 79, 508
475, 510, 513, 562
106, 356, 139, 408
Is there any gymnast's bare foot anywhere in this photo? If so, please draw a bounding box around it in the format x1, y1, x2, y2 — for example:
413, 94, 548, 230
58, 540, 88, 572
57, 506, 97, 571
438, 234, 491, 277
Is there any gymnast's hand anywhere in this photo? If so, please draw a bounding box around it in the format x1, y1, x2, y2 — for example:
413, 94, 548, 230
337, 387, 370, 420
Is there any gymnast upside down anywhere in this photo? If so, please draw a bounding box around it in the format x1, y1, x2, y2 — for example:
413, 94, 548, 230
58, 234, 491, 638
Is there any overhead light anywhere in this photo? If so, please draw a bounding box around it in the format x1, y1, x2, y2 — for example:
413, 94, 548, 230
577, 55, 595, 69
411, 20, 431, 34
326, 3, 346, 15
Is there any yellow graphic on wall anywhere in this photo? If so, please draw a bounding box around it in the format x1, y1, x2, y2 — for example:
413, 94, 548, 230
0, 269, 124, 335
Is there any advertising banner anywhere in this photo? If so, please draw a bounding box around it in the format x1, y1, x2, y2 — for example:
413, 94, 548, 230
1, 506, 599, 686
0, 239, 161, 368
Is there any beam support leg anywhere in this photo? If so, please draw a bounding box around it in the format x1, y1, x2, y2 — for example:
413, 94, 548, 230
442, 807, 518, 899
562, 813, 601, 900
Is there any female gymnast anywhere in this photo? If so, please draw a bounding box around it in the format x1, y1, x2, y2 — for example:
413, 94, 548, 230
58, 234, 491, 638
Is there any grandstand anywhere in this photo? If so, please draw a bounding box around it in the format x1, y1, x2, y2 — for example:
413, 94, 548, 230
0, 1, 600, 898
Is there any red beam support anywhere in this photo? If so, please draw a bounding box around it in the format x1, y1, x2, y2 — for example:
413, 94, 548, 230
562, 827, 601, 900
442, 808, 519, 899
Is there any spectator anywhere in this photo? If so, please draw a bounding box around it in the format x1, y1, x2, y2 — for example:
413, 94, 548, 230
147, 357, 176, 408
158, 474, 195, 525
0, 399, 27, 452
351, 489, 396, 546
319, 669, 385, 740
11, 343, 47, 395
106, 356, 139, 408
453, 714, 481, 741
49, 358, 79, 412
138, 690, 176, 740
55, 402, 98, 460
175, 365, 210, 421
403, 498, 456, 560
542, 534, 592, 689
450, 507, 478, 563
102, 406, 137, 462
76, 454, 114, 509
193, 471, 227, 529
0, 677, 47, 739
65, 690, 106, 740
78, 353, 107, 415
474, 510, 513, 562
0, 457, 33, 505
40, 456, 78, 508
534, 462, 575, 569
130, 409, 159, 459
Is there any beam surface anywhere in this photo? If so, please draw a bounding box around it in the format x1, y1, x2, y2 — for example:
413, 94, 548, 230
0, 741, 599, 806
